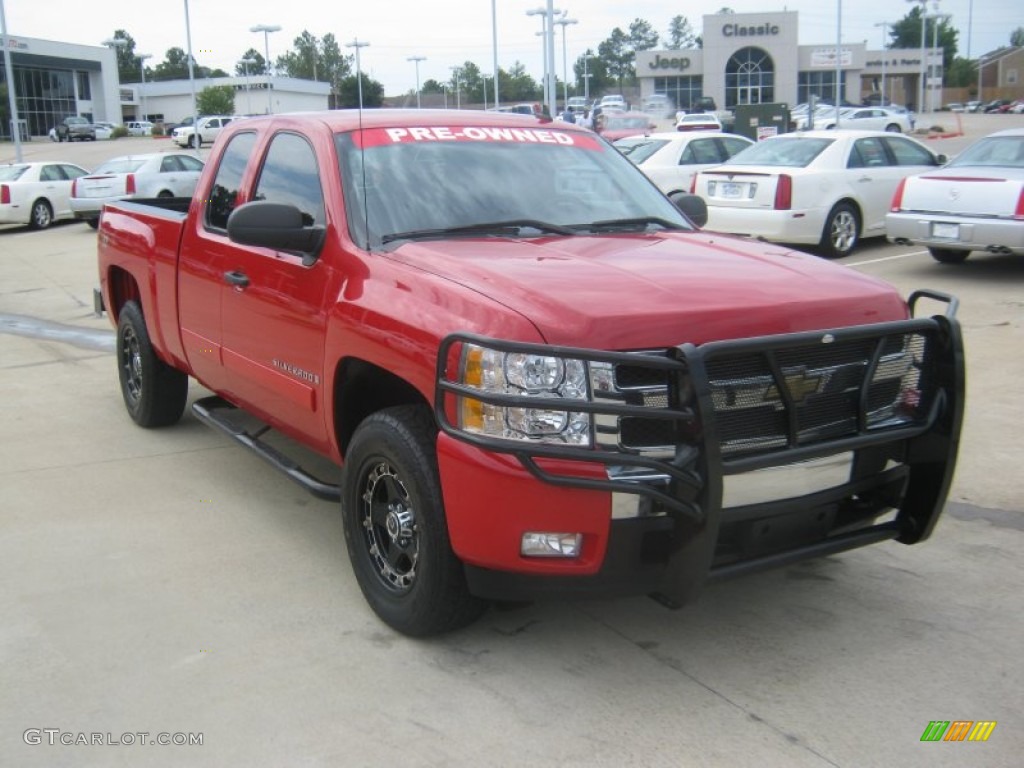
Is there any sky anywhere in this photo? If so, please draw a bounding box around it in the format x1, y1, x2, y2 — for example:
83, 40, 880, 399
3, 0, 1018, 95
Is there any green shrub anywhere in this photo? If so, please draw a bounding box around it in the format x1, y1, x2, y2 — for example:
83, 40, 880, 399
151, 124, 165, 136
110, 125, 129, 139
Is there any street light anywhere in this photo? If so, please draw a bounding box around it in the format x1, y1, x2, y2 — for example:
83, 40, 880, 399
554, 15, 577, 107
240, 57, 257, 114
491, 0, 500, 108
582, 52, 594, 101
407, 55, 426, 108
1, 0, 23, 160
450, 66, 461, 109
527, 4, 561, 117
907, 0, 927, 113
184, 1, 197, 138
873, 22, 890, 106
346, 39, 369, 109
482, 74, 491, 111
138, 53, 152, 121
250, 23, 281, 114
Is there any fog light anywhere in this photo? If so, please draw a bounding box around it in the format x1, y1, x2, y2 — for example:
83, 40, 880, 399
521, 532, 583, 558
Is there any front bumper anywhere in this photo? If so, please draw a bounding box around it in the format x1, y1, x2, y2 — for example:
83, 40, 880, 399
435, 291, 964, 606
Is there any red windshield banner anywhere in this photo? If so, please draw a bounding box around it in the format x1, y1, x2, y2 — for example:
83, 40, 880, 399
353, 126, 603, 150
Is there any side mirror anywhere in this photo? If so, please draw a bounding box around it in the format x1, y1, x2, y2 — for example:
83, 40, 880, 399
227, 201, 326, 265
669, 192, 707, 229
936, 153, 948, 165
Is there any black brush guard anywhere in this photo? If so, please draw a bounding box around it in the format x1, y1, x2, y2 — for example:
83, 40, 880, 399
434, 291, 964, 606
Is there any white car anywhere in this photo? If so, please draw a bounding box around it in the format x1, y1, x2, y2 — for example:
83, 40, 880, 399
675, 113, 724, 132
0, 162, 90, 229
887, 127, 1024, 263
70, 152, 205, 228
692, 129, 945, 258
125, 121, 154, 137
614, 131, 754, 197
599, 94, 627, 111
171, 116, 233, 148
94, 122, 119, 140
803, 107, 912, 133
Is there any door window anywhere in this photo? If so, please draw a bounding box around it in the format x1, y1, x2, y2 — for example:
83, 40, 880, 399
252, 132, 325, 227
883, 136, 937, 167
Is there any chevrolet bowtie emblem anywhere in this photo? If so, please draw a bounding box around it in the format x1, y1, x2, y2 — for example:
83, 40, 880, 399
766, 367, 823, 403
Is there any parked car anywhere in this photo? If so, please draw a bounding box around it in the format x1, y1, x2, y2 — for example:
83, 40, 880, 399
676, 113, 723, 132
0, 162, 90, 229
802, 107, 912, 133
982, 99, 1012, 113
965, 100, 983, 113
94, 122, 119, 140
125, 121, 155, 137
641, 94, 676, 118
70, 152, 206, 229
614, 131, 755, 197
599, 94, 628, 111
596, 111, 656, 141
691, 129, 946, 258
54, 116, 96, 142
887, 127, 1024, 263
564, 96, 589, 114
945, 102, 965, 112
171, 116, 233, 148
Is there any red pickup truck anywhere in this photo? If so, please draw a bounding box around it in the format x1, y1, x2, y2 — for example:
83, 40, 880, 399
97, 110, 964, 636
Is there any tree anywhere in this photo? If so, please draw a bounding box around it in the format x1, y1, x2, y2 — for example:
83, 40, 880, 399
890, 6, 959, 72
336, 73, 384, 108
196, 85, 235, 115
572, 50, 612, 97
666, 16, 698, 50
106, 30, 141, 83
946, 57, 976, 88
235, 49, 266, 76
276, 30, 321, 80
500, 62, 541, 102
1011, 27, 1024, 47
152, 48, 192, 81
598, 28, 633, 87
628, 18, 660, 52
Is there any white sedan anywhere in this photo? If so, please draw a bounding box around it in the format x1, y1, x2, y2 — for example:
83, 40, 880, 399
692, 129, 946, 258
805, 107, 912, 133
70, 152, 205, 228
887, 127, 1024, 263
0, 162, 90, 229
614, 131, 754, 197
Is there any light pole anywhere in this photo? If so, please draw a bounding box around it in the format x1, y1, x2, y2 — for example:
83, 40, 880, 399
926, 10, 950, 113
407, 55, 426, 108
482, 74, 491, 110
491, 0, 500, 108
240, 57, 257, 114
527, 4, 561, 117
873, 22, 889, 105
450, 66, 461, 110
582, 52, 593, 102
250, 23, 281, 114
346, 39, 369, 109
102, 38, 128, 121
1, 0, 23, 160
138, 53, 152, 121
907, 0, 927, 113
184, 1, 197, 134
555, 15, 577, 108
834, 0, 842, 126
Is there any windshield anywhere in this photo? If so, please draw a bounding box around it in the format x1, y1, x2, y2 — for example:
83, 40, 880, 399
336, 126, 691, 250
615, 138, 669, 164
0, 165, 29, 181
726, 137, 833, 167
947, 135, 1024, 168
606, 116, 650, 130
95, 158, 148, 174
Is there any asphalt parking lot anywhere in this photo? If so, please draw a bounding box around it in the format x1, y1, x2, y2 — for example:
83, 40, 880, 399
1, 114, 1022, 767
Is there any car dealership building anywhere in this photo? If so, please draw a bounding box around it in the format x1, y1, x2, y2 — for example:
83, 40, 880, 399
636, 11, 942, 112
2, 34, 329, 139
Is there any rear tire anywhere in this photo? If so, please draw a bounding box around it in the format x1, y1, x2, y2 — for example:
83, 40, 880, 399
29, 199, 53, 230
86, 218, 99, 230
342, 405, 487, 636
116, 301, 188, 427
819, 202, 860, 259
885, 123, 901, 133
928, 247, 970, 264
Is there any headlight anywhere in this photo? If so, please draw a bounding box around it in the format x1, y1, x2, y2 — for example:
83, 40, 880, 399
457, 344, 591, 446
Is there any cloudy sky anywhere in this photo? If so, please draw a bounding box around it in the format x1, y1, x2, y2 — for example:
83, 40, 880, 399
3, 0, 1017, 94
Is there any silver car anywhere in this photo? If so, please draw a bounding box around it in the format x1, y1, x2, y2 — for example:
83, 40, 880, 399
69, 152, 205, 228
886, 128, 1024, 263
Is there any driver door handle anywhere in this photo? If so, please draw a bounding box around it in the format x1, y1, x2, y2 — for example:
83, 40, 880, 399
224, 270, 250, 288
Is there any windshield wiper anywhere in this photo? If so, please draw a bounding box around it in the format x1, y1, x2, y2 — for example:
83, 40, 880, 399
582, 217, 687, 233
381, 219, 575, 245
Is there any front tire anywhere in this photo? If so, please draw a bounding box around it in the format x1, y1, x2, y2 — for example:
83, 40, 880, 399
819, 202, 860, 259
342, 405, 486, 636
885, 123, 901, 133
928, 247, 970, 264
116, 301, 188, 427
29, 199, 53, 230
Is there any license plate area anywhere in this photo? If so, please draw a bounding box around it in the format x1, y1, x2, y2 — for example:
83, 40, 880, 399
721, 182, 743, 199
931, 221, 960, 240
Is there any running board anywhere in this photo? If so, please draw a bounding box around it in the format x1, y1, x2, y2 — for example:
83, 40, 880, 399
192, 396, 341, 502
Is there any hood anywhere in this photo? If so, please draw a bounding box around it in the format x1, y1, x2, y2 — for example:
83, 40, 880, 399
384, 233, 908, 349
